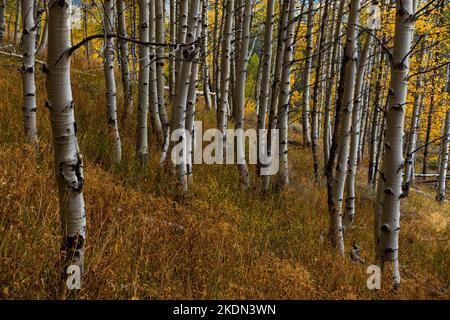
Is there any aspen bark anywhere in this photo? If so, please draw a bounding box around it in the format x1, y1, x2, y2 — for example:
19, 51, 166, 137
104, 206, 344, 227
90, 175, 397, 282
422, 83, 435, 175
36, 1, 48, 56
379, 0, 417, 288
21, 0, 38, 143
403, 40, 427, 195
277, 0, 296, 187
344, 1, 378, 228
330, 0, 361, 257
368, 51, 384, 185
186, 15, 202, 183
436, 109, 450, 203
234, 0, 252, 188
149, 0, 162, 141
201, 0, 212, 110
171, 0, 201, 192
264, 0, 289, 189
46, 0, 86, 279
217, 0, 233, 158
311, 0, 330, 180
323, 0, 346, 166
212, 0, 220, 105
301, 0, 314, 148
0, 0, 6, 45
136, 0, 150, 164
117, 0, 133, 126
174, 0, 189, 96
256, 0, 274, 180
155, 0, 170, 163
103, 0, 122, 164
169, 0, 176, 98
14, 0, 21, 48
33, 1, 42, 48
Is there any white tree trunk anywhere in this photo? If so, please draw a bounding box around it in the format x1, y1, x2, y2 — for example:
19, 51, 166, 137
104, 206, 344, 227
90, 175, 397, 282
201, 0, 212, 110
217, 0, 233, 157
436, 109, 450, 203
257, 0, 274, 180
368, 50, 384, 185
186, 15, 202, 184
13, 0, 21, 48
323, 0, 345, 164
104, 0, 122, 164
379, 0, 417, 288
0, 0, 6, 45
311, 0, 330, 180
344, 2, 378, 228
136, 0, 149, 164
171, 0, 201, 192
168, 0, 176, 98
174, 0, 189, 96
301, 0, 314, 148
117, 0, 133, 125
36, 2, 48, 56
46, 0, 86, 278
21, 0, 38, 143
264, 0, 290, 190
277, 0, 296, 187
155, 0, 170, 164
234, 0, 252, 188
331, 0, 361, 257
149, 0, 162, 141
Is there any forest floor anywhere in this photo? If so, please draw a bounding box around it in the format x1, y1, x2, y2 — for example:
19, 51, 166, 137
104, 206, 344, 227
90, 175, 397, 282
0, 55, 449, 299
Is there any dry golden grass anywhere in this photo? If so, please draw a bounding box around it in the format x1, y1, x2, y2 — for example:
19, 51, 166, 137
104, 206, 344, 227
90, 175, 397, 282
0, 55, 449, 299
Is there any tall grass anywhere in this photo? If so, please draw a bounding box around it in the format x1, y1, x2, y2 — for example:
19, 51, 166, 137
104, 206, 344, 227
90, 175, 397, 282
0, 55, 449, 299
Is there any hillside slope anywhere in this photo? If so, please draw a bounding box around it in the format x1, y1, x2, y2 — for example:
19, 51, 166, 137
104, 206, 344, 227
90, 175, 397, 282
0, 56, 449, 299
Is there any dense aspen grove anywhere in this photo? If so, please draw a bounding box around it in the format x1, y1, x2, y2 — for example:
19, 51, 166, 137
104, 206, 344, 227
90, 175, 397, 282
0, 0, 449, 300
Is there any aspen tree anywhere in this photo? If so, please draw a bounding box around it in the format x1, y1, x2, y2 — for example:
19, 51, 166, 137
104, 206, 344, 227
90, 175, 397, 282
217, 0, 233, 158
201, 0, 212, 110
212, 0, 220, 103
149, 0, 162, 141
323, 0, 346, 165
422, 71, 436, 175
155, 0, 170, 163
301, 0, 314, 148
256, 0, 275, 181
104, 0, 122, 164
0, 0, 6, 45
379, 0, 417, 287
311, 0, 330, 180
368, 51, 385, 185
36, 1, 48, 56
234, 0, 252, 188
277, 0, 296, 187
344, 1, 379, 228
117, 0, 133, 125
46, 0, 86, 279
403, 40, 427, 195
264, 0, 289, 189
174, 0, 189, 96
13, 0, 21, 48
436, 109, 450, 203
330, 0, 361, 256
21, 0, 38, 143
169, 0, 176, 98
186, 14, 202, 183
33, 1, 43, 48
171, 0, 201, 192
136, 0, 150, 164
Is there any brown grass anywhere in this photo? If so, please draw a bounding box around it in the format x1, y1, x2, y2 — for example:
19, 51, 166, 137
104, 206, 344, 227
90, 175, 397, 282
0, 55, 449, 299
